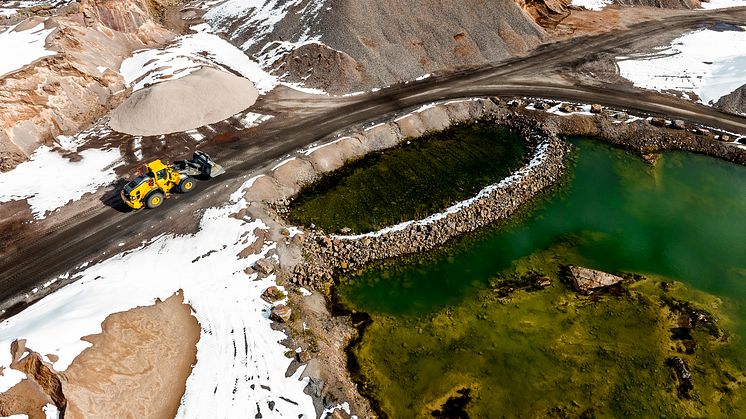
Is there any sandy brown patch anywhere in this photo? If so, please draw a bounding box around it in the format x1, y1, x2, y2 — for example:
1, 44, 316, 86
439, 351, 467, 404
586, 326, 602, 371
61, 291, 200, 419
551, 6, 689, 38
109, 67, 259, 136
0, 378, 53, 419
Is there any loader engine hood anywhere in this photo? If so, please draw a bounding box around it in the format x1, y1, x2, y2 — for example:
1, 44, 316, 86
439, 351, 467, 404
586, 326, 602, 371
123, 176, 149, 196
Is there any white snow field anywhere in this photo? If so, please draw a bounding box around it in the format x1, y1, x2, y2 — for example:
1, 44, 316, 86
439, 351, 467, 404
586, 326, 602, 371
0, 22, 56, 77
570, 0, 613, 11
119, 30, 277, 92
0, 177, 317, 418
701, 0, 746, 9
617, 26, 746, 104
0, 144, 121, 219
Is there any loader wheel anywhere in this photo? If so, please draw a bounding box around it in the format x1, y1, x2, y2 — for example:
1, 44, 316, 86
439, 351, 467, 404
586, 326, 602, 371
146, 191, 165, 209
179, 177, 195, 193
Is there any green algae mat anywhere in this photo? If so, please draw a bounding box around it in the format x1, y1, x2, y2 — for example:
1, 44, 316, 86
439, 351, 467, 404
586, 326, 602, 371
337, 138, 746, 418
288, 123, 527, 233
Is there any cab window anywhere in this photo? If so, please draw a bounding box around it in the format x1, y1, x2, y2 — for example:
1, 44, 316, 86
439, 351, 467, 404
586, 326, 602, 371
157, 169, 168, 180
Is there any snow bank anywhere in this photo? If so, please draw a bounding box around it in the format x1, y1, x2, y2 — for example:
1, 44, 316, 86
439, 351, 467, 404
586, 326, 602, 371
701, 0, 746, 9
0, 145, 121, 219
119, 31, 276, 92
0, 22, 56, 78
617, 26, 746, 104
570, 0, 612, 10
0, 179, 316, 417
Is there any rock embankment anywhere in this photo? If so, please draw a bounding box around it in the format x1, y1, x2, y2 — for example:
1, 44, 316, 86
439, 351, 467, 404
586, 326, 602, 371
0, 0, 176, 171
287, 117, 568, 288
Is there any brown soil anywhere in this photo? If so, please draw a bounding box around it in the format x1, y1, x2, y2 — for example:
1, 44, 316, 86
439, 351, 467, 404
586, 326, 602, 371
550, 6, 689, 38
61, 291, 199, 419
0, 378, 53, 419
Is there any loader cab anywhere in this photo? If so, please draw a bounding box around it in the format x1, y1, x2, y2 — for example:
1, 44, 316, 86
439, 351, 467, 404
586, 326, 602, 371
144, 160, 171, 187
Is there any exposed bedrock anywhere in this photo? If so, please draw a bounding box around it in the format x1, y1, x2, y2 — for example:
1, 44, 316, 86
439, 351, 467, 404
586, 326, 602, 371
81, 0, 184, 30
0, 0, 176, 171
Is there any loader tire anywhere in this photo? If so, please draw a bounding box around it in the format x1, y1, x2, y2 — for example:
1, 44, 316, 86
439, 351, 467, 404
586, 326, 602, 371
145, 191, 165, 209
179, 177, 195, 193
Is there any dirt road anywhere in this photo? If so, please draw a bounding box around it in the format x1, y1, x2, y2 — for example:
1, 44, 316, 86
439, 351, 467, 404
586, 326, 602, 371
2, 8, 746, 314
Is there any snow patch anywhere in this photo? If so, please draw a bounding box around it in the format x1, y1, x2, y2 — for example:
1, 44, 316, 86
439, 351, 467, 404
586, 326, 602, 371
0, 22, 56, 78
617, 26, 746, 104
42, 404, 59, 419
272, 157, 297, 171
571, 0, 612, 10
302, 137, 349, 155
119, 31, 277, 92
701, 0, 746, 9
204, 0, 326, 52
238, 112, 274, 129
0, 146, 122, 219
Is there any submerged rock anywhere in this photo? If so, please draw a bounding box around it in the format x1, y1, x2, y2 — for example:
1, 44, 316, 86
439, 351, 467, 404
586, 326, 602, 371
667, 356, 694, 399
567, 266, 625, 294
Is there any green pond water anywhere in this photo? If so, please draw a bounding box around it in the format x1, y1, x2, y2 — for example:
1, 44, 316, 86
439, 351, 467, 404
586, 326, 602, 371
335, 138, 746, 418
288, 123, 527, 233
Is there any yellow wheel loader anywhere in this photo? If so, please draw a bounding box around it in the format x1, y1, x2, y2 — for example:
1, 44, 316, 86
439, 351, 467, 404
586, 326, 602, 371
120, 151, 225, 210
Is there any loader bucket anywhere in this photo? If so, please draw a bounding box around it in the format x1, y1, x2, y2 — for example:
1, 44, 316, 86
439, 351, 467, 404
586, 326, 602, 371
192, 151, 226, 178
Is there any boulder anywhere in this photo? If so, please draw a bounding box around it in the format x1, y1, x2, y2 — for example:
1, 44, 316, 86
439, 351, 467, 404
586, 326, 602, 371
558, 103, 573, 113
590, 104, 603, 114
270, 304, 292, 323
671, 119, 686, 130
567, 265, 625, 294
255, 259, 275, 275
614, 112, 629, 121
261, 286, 286, 303
650, 117, 667, 127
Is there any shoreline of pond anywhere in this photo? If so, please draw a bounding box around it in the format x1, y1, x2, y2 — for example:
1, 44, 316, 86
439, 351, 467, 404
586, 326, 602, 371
233, 97, 746, 417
